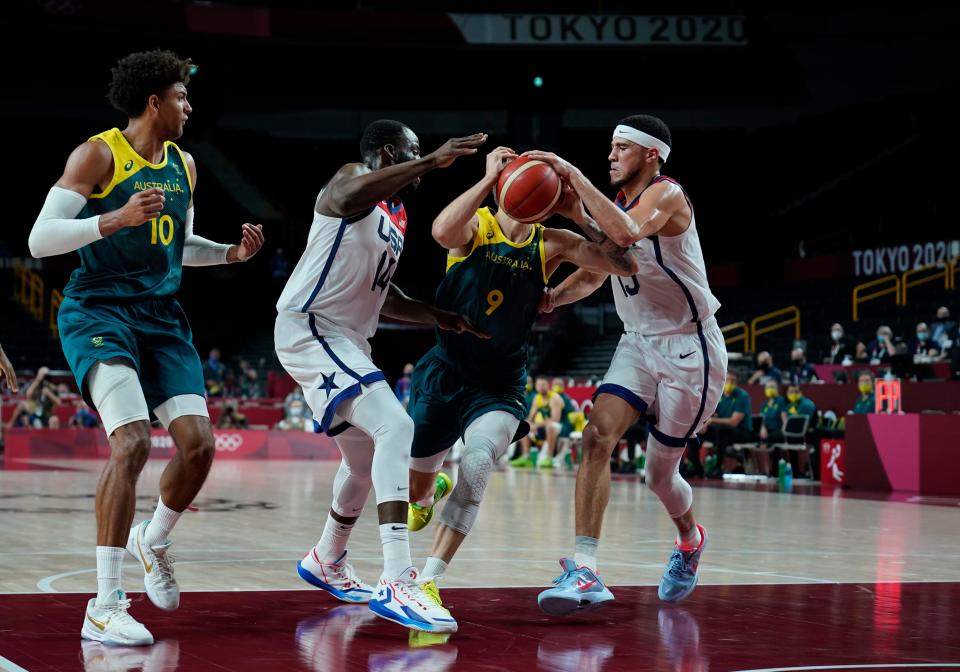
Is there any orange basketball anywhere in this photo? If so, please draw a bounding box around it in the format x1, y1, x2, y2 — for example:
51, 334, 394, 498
495, 156, 563, 224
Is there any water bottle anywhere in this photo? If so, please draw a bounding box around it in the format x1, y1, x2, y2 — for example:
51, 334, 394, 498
784, 462, 793, 490
530, 446, 539, 469
704, 453, 717, 476
778, 458, 787, 485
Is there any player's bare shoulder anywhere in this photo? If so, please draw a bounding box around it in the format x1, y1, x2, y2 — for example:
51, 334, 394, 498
316, 162, 371, 216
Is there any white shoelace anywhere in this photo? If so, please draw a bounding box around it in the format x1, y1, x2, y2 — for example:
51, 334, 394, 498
151, 548, 176, 585
332, 562, 364, 589
99, 596, 138, 627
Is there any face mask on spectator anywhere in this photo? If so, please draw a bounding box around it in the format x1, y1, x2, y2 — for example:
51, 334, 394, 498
858, 383, 873, 394
764, 387, 778, 398
787, 392, 802, 403
759, 362, 770, 372
723, 382, 735, 394
831, 330, 842, 341
552, 384, 564, 393
917, 331, 929, 341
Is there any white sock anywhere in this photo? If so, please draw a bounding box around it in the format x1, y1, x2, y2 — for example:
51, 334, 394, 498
574, 535, 599, 572
379, 522, 412, 580
678, 525, 702, 551
421, 557, 448, 583
95, 546, 125, 607
311, 513, 354, 564
143, 497, 182, 547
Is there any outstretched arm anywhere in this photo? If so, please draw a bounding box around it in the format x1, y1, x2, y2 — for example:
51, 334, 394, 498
546, 183, 641, 275
381, 283, 489, 339
539, 269, 608, 314
524, 150, 686, 247
545, 227, 640, 278
318, 134, 488, 218
433, 146, 517, 250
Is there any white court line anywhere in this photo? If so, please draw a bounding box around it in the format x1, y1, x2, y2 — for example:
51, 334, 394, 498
732, 665, 960, 672
0, 655, 29, 672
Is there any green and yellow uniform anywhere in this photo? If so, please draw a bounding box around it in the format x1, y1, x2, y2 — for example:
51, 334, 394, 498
409, 208, 547, 457
57, 128, 204, 409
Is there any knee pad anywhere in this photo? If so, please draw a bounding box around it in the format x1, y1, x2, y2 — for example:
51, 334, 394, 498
644, 436, 693, 519
437, 420, 506, 535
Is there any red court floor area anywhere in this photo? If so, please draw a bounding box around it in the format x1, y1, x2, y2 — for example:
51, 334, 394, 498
1, 582, 958, 671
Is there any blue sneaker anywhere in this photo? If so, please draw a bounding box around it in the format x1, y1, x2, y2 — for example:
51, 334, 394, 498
537, 558, 615, 616
658, 525, 707, 603
297, 549, 374, 603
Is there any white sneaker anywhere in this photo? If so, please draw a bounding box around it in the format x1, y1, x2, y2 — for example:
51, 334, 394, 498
126, 521, 179, 611
297, 549, 374, 603
80, 590, 154, 646
368, 567, 458, 633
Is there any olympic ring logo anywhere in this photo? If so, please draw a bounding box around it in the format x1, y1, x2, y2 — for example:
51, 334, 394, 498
214, 433, 244, 452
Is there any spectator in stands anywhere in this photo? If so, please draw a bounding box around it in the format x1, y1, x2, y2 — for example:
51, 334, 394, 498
238, 365, 263, 398
0, 343, 18, 393
931, 306, 957, 349
394, 363, 414, 408
787, 348, 819, 384
823, 323, 860, 365
275, 399, 308, 431
702, 371, 753, 477
48, 415, 61, 430
756, 380, 786, 475
863, 325, 896, 364
747, 351, 783, 385
217, 401, 249, 429
204, 348, 226, 397
851, 371, 876, 414
25, 367, 60, 427
782, 383, 817, 477
907, 322, 942, 358
284, 387, 312, 420
70, 400, 100, 428
784, 383, 816, 419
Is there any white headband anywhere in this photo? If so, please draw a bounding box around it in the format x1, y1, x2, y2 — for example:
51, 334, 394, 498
613, 125, 671, 162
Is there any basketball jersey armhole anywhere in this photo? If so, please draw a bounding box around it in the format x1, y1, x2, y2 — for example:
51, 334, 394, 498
536, 224, 549, 285
445, 211, 484, 272
169, 142, 194, 196
86, 132, 122, 201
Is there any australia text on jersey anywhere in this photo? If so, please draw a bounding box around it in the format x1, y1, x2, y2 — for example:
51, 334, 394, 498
484, 249, 532, 271
132, 180, 185, 194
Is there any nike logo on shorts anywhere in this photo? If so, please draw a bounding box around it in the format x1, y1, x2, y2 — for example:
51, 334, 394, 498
680, 351, 696, 359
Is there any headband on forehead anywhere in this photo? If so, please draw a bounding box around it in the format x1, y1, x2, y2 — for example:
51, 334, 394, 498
613, 125, 671, 162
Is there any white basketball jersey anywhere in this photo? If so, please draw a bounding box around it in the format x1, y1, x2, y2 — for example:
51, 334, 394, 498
277, 196, 407, 342
611, 176, 720, 335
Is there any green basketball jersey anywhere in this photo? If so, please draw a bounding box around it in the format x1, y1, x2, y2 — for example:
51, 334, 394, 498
434, 207, 548, 384
64, 128, 192, 302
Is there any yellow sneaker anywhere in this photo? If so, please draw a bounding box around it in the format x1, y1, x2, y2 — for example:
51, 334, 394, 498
408, 473, 452, 532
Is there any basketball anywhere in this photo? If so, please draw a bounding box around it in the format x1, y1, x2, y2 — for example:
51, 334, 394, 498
495, 156, 563, 223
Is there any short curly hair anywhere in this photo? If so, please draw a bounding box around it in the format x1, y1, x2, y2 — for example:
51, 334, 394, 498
107, 50, 193, 118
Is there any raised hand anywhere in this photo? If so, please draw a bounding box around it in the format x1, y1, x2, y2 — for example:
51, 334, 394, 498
428, 133, 489, 169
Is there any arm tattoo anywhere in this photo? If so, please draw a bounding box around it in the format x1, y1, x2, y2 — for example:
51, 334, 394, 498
580, 217, 640, 274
